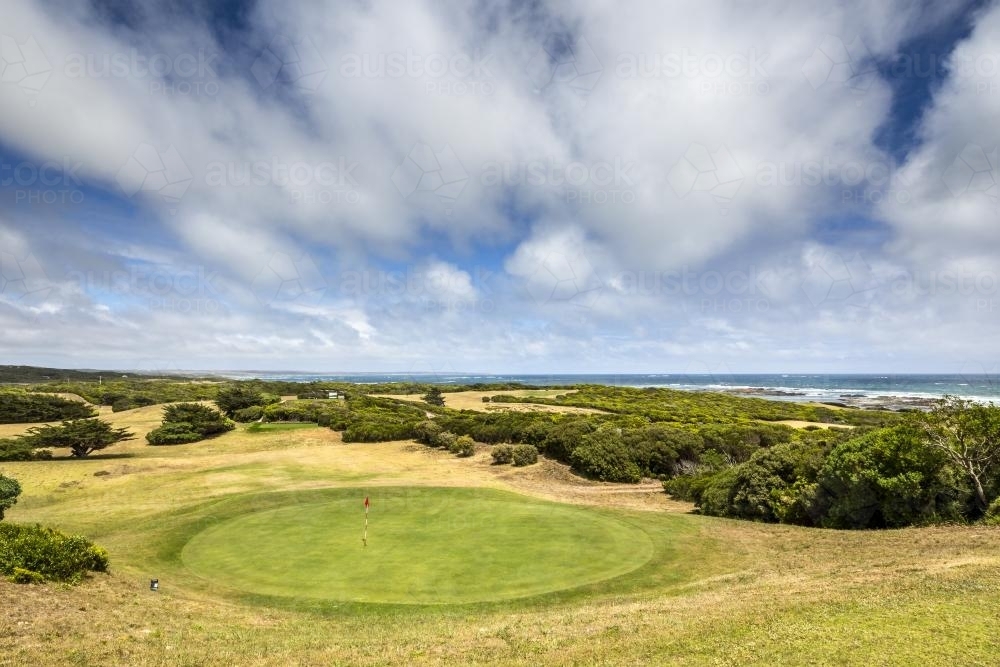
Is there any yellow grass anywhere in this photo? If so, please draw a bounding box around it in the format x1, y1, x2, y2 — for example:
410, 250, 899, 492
378, 389, 606, 414
1, 404, 999, 665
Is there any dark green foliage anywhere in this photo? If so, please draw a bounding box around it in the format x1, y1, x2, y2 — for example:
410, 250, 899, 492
697, 442, 826, 523
511, 444, 538, 466
423, 387, 446, 407
232, 405, 264, 423
918, 396, 1000, 513
494, 385, 894, 428
570, 429, 643, 483
145, 422, 205, 445
26, 419, 134, 458
809, 426, 964, 529
435, 431, 457, 450
0, 523, 109, 583
215, 383, 279, 418
147, 403, 234, 445
0, 473, 21, 520
492, 444, 514, 465
339, 396, 426, 443
32, 379, 218, 409
623, 424, 704, 477
0, 438, 52, 462
111, 394, 158, 412
0, 390, 95, 423
414, 420, 444, 446
450, 435, 475, 457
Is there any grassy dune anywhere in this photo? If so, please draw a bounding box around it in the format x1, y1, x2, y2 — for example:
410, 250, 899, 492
1, 404, 999, 665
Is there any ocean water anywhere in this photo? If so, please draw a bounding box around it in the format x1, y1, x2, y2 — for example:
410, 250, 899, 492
223, 372, 1000, 404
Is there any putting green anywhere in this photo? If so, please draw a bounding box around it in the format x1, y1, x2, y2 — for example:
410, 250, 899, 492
181, 487, 654, 604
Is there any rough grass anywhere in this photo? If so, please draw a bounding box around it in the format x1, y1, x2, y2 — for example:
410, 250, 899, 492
377, 389, 606, 414
0, 404, 999, 665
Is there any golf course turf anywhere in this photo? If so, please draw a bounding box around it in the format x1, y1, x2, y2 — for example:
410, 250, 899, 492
181, 487, 654, 604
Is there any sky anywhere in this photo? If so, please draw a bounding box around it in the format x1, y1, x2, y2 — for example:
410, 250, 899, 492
0, 0, 998, 375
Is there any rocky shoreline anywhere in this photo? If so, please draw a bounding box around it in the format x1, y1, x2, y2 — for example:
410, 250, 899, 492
724, 387, 940, 411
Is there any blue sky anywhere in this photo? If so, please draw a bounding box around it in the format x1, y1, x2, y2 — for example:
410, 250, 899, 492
0, 0, 999, 374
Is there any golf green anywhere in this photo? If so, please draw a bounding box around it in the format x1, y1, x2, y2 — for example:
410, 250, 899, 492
181, 487, 654, 604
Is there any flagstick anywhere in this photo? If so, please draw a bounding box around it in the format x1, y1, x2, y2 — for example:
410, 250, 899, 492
363, 502, 369, 547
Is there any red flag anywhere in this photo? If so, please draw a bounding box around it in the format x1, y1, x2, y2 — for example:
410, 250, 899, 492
364, 496, 369, 509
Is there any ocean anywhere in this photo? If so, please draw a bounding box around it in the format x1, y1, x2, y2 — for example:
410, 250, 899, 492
220, 372, 1000, 404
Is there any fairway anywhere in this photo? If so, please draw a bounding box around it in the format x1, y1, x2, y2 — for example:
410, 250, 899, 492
181, 487, 654, 604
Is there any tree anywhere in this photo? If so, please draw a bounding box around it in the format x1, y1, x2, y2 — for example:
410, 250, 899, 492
570, 428, 642, 483
147, 403, 235, 445
919, 397, 1000, 513
27, 419, 134, 458
422, 387, 445, 407
215, 384, 274, 418
0, 473, 21, 520
809, 425, 963, 528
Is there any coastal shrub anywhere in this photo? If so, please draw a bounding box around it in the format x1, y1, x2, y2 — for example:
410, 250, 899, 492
695, 442, 825, 523
26, 419, 134, 458
809, 426, 965, 529
111, 394, 157, 412
215, 383, 279, 418
147, 403, 234, 445
0, 473, 22, 520
450, 435, 475, 457
435, 431, 457, 450
492, 444, 515, 465
414, 420, 444, 446
232, 405, 264, 423
511, 444, 538, 466
0, 390, 95, 423
0, 523, 109, 583
0, 438, 51, 462
570, 430, 642, 483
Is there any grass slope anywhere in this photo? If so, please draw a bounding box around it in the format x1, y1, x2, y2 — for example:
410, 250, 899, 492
0, 402, 998, 665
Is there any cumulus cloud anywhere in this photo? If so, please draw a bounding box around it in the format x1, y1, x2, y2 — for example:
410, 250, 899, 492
0, 0, 996, 371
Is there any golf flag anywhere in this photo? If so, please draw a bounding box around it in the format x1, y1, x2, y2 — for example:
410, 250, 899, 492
363, 496, 369, 546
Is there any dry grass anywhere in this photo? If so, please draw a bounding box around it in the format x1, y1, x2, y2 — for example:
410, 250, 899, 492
1, 405, 999, 665
377, 389, 606, 414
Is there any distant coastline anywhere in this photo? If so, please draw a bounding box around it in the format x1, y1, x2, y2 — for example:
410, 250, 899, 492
219, 372, 999, 409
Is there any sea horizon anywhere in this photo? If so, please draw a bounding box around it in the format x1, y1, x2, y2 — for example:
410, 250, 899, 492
203, 371, 1000, 404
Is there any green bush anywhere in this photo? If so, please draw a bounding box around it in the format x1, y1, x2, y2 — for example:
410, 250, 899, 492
570, 430, 642, 483
492, 444, 515, 465
26, 419, 134, 458
809, 426, 965, 529
0, 390, 95, 423
146, 422, 205, 445
10, 567, 45, 584
111, 394, 157, 412
0, 438, 51, 462
147, 403, 234, 445
450, 435, 475, 457
435, 431, 457, 450
414, 420, 444, 446
0, 473, 22, 520
0, 523, 109, 583
232, 405, 264, 423
511, 444, 538, 466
